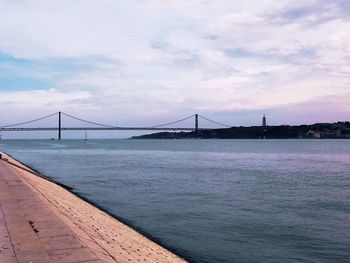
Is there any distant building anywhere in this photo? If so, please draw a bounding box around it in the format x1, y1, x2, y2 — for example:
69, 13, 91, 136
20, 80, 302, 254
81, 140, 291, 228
262, 114, 267, 127
310, 131, 321, 138
308, 129, 342, 138
323, 129, 340, 138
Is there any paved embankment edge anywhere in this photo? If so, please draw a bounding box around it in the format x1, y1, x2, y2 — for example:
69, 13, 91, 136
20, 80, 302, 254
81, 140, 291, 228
0, 151, 188, 263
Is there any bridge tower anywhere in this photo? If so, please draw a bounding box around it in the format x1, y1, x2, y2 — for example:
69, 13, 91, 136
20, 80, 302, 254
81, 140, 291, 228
262, 114, 267, 127
58, 111, 62, 140
195, 114, 198, 132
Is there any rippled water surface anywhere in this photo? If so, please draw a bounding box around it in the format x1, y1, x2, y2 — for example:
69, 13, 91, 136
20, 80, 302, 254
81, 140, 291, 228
1, 139, 350, 262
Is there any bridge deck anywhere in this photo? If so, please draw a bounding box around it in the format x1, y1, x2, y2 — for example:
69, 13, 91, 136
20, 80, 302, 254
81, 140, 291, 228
0, 153, 186, 263
0, 127, 198, 131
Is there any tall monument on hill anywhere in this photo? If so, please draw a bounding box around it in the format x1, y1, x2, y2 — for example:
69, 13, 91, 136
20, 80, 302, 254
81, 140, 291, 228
262, 114, 267, 127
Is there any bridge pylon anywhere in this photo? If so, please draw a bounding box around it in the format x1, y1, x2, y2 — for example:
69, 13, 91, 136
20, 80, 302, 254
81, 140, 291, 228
195, 114, 198, 132
58, 111, 62, 140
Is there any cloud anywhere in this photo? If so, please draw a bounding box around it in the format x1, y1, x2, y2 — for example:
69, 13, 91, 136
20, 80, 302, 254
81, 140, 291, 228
0, 88, 93, 115
0, 0, 349, 126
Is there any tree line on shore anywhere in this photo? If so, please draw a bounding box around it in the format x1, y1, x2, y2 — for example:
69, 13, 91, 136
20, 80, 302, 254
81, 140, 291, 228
132, 122, 350, 139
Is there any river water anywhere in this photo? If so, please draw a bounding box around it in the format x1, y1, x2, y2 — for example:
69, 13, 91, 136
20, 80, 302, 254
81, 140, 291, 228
0, 139, 349, 263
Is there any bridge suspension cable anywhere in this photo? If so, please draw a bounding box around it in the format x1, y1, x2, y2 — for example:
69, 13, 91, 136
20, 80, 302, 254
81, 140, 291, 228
0, 111, 233, 135
0, 112, 59, 128
146, 115, 195, 128
198, 114, 232, 128
61, 112, 116, 128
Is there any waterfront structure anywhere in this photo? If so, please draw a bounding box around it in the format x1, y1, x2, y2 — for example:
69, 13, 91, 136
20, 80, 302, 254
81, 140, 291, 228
0, 152, 186, 262
309, 129, 342, 138
262, 114, 267, 127
0, 111, 231, 140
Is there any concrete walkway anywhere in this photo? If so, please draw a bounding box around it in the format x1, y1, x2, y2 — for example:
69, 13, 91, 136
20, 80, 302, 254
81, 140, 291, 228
0, 159, 105, 262
0, 154, 187, 263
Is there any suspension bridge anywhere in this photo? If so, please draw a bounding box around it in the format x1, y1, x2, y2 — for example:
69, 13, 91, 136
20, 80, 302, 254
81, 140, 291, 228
0, 112, 232, 140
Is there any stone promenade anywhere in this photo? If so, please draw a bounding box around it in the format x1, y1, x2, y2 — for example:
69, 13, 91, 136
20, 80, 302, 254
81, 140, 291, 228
0, 153, 186, 263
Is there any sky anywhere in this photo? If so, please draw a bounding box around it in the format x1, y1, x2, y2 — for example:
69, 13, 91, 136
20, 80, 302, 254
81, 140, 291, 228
0, 0, 349, 130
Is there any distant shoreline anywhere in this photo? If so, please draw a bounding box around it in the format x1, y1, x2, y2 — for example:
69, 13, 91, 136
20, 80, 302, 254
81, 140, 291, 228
131, 122, 350, 139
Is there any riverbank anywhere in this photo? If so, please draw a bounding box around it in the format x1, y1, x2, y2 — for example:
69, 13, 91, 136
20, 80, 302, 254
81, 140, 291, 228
0, 151, 187, 263
131, 122, 350, 139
